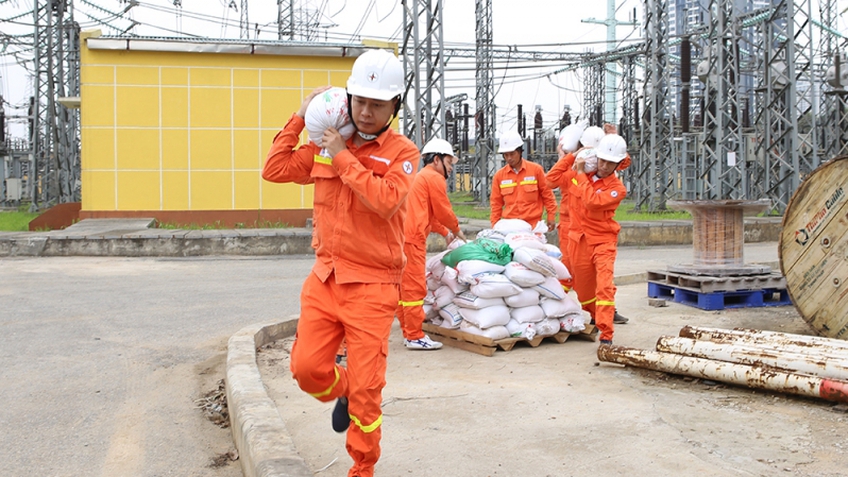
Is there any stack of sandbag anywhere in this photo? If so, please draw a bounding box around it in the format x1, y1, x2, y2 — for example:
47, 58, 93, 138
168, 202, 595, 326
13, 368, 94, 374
423, 219, 587, 343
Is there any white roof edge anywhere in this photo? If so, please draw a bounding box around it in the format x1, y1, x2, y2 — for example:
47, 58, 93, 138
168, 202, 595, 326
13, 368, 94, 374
86, 37, 370, 58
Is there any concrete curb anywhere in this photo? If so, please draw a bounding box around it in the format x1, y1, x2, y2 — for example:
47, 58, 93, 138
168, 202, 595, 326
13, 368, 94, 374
226, 263, 764, 477
226, 317, 312, 477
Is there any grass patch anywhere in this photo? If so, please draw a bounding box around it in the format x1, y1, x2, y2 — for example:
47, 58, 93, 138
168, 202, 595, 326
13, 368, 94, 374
450, 196, 693, 223
156, 219, 291, 230
0, 207, 39, 232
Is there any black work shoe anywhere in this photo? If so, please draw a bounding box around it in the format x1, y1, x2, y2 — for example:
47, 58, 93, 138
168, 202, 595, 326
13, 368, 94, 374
332, 397, 350, 433
613, 310, 629, 324
600, 339, 613, 345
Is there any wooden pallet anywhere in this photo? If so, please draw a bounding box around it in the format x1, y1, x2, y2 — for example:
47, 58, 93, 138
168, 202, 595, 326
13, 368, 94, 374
422, 323, 598, 357
647, 269, 785, 293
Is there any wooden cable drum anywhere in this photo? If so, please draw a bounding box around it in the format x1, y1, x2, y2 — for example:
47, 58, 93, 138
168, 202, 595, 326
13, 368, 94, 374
668, 199, 771, 276
779, 155, 848, 339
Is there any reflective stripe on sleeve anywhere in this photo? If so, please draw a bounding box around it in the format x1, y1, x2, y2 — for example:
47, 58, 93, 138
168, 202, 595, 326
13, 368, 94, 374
399, 300, 425, 307
314, 154, 333, 165
571, 178, 579, 185
308, 366, 340, 398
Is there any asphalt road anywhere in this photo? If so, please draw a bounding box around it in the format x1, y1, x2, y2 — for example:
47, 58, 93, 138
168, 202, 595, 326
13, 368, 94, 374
0, 256, 314, 477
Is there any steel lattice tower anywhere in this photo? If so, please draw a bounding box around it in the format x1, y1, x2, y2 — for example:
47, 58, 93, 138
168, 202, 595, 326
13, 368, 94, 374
278, 0, 294, 39
819, 0, 848, 159
473, 0, 496, 205
401, 0, 446, 148
239, 0, 249, 39
582, 62, 605, 126
634, 0, 674, 211
700, 0, 745, 199
32, 0, 80, 209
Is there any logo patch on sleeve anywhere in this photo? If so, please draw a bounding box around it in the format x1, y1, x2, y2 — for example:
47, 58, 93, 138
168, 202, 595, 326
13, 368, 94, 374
611, 190, 619, 198
403, 161, 414, 174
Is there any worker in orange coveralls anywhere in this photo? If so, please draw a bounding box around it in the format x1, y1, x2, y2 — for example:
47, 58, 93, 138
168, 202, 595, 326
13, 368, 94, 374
546, 125, 604, 293
548, 124, 631, 325
490, 130, 558, 230
261, 49, 419, 477
567, 134, 629, 345
398, 138, 466, 350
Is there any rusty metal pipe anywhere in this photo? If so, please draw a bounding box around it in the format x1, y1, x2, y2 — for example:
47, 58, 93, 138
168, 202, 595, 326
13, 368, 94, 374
597, 345, 848, 404
657, 336, 848, 382
680, 326, 848, 353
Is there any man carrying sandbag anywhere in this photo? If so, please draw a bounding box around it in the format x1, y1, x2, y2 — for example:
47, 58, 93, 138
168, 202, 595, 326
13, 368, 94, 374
490, 130, 558, 232
262, 48, 418, 477
398, 138, 466, 350
568, 134, 629, 345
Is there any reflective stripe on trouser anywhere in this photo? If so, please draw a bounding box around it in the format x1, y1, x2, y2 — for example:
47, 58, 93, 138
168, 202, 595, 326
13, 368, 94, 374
557, 222, 574, 292
290, 271, 397, 476
570, 236, 618, 341
397, 241, 428, 341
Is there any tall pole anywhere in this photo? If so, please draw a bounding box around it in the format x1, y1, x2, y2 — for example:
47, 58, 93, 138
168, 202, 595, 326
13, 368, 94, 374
582, 0, 638, 124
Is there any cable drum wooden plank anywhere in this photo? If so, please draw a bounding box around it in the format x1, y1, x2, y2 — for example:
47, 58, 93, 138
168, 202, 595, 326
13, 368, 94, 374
779, 155, 848, 339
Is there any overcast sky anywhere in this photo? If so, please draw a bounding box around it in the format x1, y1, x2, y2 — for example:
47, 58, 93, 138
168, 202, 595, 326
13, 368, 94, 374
2, 0, 848, 139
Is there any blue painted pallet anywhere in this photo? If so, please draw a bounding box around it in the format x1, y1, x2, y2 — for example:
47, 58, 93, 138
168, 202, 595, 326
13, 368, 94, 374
647, 282, 793, 311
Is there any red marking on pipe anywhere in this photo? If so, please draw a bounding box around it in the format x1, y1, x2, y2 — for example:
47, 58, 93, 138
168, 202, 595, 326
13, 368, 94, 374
819, 378, 848, 403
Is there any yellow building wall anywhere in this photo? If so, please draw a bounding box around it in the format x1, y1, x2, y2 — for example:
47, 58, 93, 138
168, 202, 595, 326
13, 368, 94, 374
80, 34, 357, 215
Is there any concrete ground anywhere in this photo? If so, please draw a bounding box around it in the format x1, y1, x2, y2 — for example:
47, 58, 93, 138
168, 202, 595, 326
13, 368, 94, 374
255, 243, 848, 477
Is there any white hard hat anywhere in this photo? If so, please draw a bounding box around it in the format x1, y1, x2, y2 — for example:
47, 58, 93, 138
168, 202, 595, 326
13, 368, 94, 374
595, 134, 628, 163
498, 130, 524, 153
346, 49, 404, 101
422, 138, 454, 155
579, 126, 606, 149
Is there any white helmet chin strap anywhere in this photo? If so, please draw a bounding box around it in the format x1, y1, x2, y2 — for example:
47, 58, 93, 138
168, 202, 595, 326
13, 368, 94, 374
357, 131, 378, 141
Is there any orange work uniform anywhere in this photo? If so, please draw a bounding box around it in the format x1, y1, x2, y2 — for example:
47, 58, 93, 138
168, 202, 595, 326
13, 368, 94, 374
545, 152, 577, 292
263, 113, 420, 477
398, 167, 461, 340
490, 158, 558, 228
567, 171, 627, 342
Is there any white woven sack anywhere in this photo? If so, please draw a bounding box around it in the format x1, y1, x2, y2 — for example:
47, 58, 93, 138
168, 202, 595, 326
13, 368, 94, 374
426, 274, 442, 291
458, 305, 511, 329
532, 276, 567, 300
510, 305, 546, 324
456, 260, 506, 285
505, 319, 537, 339
475, 229, 506, 243
544, 255, 571, 280
543, 244, 563, 259
558, 120, 587, 153
305, 87, 355, 150
576, 147, 598, 174
469, 273, 522, 298
440, 267, 469, 294
447, 238, 467, 250
504, 233, 547, 251
424, 290, 436, 305
504, 288, 541, 307
426, 250, 449, 279
459, 321, 510, 340
433, 285, 455, 310
503, 262, 546, 287
535, 318, 560, 337
513, 247, 557, 277
559, 313, 586, 333
493, 218, 533, 234
423, 305, 442, 326
438, 303, 463, 329
539, 296, 581, 318
452, 292, 506, 310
